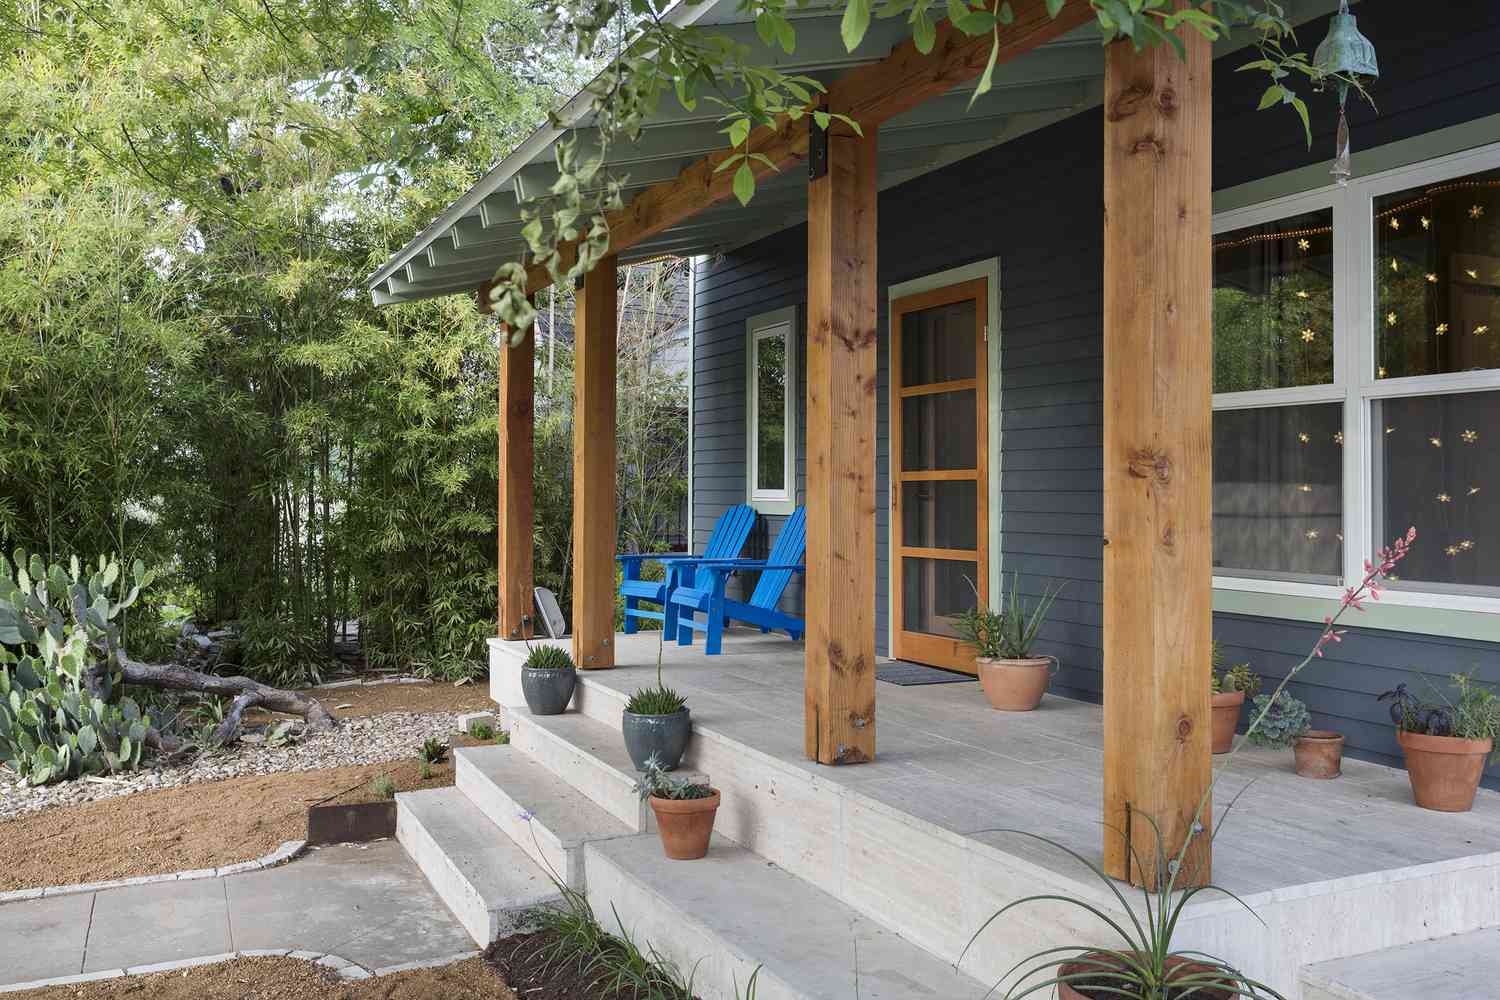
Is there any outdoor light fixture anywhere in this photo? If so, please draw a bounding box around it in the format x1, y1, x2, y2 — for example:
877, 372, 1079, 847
1313, 0, 1379, 185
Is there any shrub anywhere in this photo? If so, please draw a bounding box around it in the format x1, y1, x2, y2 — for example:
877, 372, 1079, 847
369, 775, 397, 799
420, 737, 449, 764
236, 612, 328, 689
1246, 691, 1311, 748
634, 754, 712, 802
523, 644, 575, 670
0, 552, 156, 785
1380, 673, 1500, 750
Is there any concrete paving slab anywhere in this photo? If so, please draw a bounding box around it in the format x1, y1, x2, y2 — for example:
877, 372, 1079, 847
0, 890, 94, 984
83, 876, 230, 973
1302, 927, 1500, 1000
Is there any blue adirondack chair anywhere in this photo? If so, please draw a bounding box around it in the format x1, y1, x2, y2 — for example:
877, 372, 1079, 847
669, 506, 806, 655
617, 504, 756, 636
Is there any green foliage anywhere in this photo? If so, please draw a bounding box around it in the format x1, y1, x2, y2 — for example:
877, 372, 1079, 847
953, 573, 1063, 660
237, 614, 327, 689
1247, 691, 1311, 748
369, 775, 397, 800
0, 552, 154, 785
263, 720, 299, 749
467, 718, 497, 741
523, 645, 576, 671
1209, 642, 1260, 696
419, 759, 433, 780
635, 754, 713, 802
1380, 674, 1500, 754
420, 737, 450, 764
625, 685, 688, 717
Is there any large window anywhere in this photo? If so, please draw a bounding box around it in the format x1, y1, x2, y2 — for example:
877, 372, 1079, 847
1212, 146, 1500, 609
746, 307, 796, 515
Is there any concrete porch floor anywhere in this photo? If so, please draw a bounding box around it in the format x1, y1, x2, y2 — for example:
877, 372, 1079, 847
573, 630, 1500, 900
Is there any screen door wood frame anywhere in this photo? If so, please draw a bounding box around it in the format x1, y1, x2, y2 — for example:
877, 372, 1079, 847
890, 277, 989, 673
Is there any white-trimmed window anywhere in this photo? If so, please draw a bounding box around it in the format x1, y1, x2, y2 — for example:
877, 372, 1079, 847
746, 307, 796, 515
1212, 143, 1500, 613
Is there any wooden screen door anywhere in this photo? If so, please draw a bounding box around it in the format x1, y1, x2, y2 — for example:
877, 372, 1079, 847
890, 278, 988, 673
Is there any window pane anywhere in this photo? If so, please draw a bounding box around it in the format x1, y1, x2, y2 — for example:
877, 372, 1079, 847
1376, 167, 1500, 379
1213, 209, 1335, 392
755, 331, 787, 493
901, 390, 976, 471
902, 557, 977, 638
901, 300, 977, 385
1373, 391, 1498, 593
1212, 403, 1343, 581
901, 480, 978, 552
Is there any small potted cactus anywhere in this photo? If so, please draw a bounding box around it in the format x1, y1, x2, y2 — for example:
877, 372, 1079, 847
1379, 674, 1499, 812
1209, 643, 1259, 754
520, 644, 577, 716
635, 754, 719, 860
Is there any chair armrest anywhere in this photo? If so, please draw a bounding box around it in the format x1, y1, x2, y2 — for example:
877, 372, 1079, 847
695, 561, 805, 573
615, 552, 695, 564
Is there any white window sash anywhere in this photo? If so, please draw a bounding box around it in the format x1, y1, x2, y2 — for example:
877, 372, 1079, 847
1212, 140, 1500, 613
745, 306, 797, 515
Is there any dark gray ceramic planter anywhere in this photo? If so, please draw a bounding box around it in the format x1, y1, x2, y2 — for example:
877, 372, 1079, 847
521, 666, 576, 716
622, 708, 691, 771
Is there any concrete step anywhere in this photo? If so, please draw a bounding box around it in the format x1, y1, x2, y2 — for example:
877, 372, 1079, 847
584, 833, 992, 1000
505, 709, 652, 831
1300, 928, 1500, 1000
454, 744, 636, 889
395, 786, 562, 946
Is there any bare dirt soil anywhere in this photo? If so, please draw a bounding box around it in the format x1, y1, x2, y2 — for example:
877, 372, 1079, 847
9, 956, 516, 1000
0, 734, 491, 890
248, 676, 494, 722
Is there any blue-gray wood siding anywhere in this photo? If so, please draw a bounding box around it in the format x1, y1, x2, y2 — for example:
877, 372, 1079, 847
691, 0, 1500, 786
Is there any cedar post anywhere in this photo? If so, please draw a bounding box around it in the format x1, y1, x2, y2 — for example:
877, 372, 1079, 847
804, 118, 878, 764
498, 326, 535, 640
572, 256, 619, 669
1102, 26, 1214, 887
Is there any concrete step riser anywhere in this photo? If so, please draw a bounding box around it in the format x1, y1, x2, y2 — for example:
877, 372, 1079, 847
396, 804, 501, 946
454, 753, 575, 889
507, 714, 649, 832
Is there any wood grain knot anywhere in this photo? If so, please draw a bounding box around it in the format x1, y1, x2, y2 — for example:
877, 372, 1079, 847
1156, 87, 1177, 117
1160, 522, 1175, 553
1108, 83, 1153, 122
833, 743, 870, 765
1131, 135, 1166, 158
1127, 448, 1172, 484
835, 325, 878, 352
1176, 715, 1193, 742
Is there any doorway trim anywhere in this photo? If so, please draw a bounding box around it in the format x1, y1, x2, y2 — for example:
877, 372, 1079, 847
885, 257, 1002, 659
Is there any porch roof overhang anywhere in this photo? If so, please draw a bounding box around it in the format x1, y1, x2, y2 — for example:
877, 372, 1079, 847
365, 0, 1343, 307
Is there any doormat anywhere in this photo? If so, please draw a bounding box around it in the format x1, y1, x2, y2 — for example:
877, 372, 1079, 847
876, 661, 976, 686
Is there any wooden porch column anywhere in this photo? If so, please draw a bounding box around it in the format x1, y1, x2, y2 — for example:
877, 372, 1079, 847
498, 327, 535, 640
572, 255, 619, 669
804, 119, 878, 764
1102, 27, 1214, 887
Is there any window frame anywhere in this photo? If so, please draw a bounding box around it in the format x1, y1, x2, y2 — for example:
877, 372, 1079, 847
745, 306, 798, 515
1212, 141, 1500, 615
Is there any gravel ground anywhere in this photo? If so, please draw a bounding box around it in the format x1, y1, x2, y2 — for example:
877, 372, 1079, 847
0, 709, 473, 821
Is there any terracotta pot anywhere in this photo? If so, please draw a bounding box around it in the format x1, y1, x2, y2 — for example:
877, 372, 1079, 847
1293, 730, 1344, 779
648, 789, 721, 860
976, 657, 1053, 711
1056, 953, 1232, 1000
1210, 690, 1244, 754
1398, 729, 1493, 812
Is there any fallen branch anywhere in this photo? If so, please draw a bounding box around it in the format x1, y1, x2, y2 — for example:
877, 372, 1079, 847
90, 650, 338, 746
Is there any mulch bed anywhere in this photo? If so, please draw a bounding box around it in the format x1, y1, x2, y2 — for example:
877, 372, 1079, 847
486, 931, 701, 1000
8, 956, 516, 999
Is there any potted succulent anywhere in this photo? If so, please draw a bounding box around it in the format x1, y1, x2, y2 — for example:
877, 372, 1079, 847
1209, 643, 1260, 754
953, 573, 1064, 712
1246, 691, 1342, 778
635, 754, 719, 860
622, 640, 690, 770
520, 644, 577, 716
1378, 673, 1499, 812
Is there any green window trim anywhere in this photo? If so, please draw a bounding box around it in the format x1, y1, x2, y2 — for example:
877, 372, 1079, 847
1213, 587, 1500, 643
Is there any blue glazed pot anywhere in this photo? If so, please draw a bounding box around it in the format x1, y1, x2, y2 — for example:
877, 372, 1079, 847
622, 708, 691, 771
521, 666, 576, 716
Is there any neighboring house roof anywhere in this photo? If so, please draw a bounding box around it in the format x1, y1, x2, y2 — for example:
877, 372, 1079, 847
366, 0, 1344, 306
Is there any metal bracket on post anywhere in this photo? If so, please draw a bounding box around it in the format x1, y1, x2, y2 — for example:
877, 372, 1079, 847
808, 111, 829, 181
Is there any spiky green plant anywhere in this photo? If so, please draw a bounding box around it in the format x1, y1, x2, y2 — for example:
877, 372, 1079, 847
953, 573, 1064, 660
0, 551, 155, 785
634, 754, 713, 802
625, 628, 687, 716
467, 718, 497, 741
420, 737, 449, 764
368, 775, 396, 800
523, 644, 576, 670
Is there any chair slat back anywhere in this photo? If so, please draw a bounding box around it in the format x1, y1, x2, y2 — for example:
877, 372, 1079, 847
748, 507, 806, 610
691, 504, 756, 590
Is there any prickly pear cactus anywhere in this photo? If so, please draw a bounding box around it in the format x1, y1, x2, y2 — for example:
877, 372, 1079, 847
0, 551, 153, 785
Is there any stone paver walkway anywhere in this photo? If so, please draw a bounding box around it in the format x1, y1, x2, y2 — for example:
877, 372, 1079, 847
0, 841, 476, 990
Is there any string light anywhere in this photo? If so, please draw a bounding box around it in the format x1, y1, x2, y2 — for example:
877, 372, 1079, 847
1302, 329, 1316, 342
1470, 204, 1486, 219
1298, 238, 1311, 251
1437, 323, 1449, 335
1462, 429, 1479, 443
1466, 268, 1479, 279
1429, 436, 1443, 447
1437, 493, 1452, 503
1386, 311, 1398, 326
1334, 431, 1344, 444
1427, 273, 1439, 283
1298, 432, 1311, 443
1421, 216, 1431, 229
1476, 324, 1490, 336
